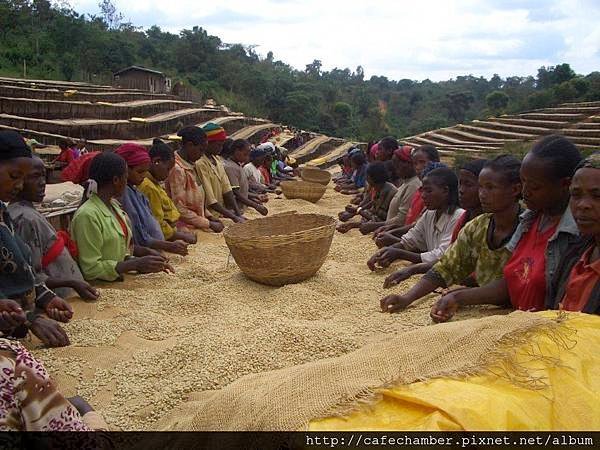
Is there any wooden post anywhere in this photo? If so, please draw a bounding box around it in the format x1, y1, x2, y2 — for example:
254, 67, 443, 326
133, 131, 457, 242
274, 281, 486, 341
23, 60, 27, 78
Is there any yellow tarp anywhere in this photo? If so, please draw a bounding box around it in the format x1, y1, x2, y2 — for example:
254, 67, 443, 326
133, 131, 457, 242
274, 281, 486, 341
311, 312, 600, 431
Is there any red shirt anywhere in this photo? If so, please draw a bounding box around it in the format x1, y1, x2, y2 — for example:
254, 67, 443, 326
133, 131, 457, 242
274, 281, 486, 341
503, 216, 557, 312
561, 246, 600, 312
451, 210, 470, 243
56, 148, 76, 164
259, 166, 271, 185
405, 189, 425, 225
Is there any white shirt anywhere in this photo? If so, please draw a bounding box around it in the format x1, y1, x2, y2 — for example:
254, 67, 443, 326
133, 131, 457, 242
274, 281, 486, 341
243, 162, 264, 185
400, 207, 465, 264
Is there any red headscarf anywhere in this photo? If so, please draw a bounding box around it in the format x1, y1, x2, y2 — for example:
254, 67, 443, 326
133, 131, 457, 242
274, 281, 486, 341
115, 143, 151, 167
369, 143, 379, 159
394, 146, 413, 162
61, 151, 100, 184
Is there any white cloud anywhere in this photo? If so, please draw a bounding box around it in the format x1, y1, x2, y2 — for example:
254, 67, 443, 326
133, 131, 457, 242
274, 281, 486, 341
71, 0, 600, 81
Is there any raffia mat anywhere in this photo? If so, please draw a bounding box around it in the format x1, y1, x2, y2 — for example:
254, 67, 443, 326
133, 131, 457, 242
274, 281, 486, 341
156, 311, 573, 432
26, 187, 507, 430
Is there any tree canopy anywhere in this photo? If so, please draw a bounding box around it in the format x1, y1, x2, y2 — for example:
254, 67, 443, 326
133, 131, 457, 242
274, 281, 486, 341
1, 0, 600, 141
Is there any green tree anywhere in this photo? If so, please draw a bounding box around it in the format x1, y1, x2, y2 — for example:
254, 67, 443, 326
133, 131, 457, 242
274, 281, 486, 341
333, 101, 352, 127
486, 90, 509, 112
444, 91, 474, 123
98, 0, 122, 30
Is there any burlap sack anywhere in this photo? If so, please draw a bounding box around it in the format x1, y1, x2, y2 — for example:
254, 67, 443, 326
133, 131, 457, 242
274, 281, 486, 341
157, 311, 571, 431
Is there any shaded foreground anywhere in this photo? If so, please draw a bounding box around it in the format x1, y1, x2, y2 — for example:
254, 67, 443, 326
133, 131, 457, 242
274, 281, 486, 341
29, 187, 502, 430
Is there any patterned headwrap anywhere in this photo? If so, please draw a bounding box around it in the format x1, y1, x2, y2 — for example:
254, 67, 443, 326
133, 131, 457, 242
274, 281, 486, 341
422, 161, 447, 178
0, 131, 32, 160
250, 148, 267, 159
576, 152, 600, 170
115, 143, 151, 167
202, 123, 227, 142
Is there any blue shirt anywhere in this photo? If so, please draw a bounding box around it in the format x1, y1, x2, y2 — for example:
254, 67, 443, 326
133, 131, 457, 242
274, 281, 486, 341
352, 165, 367, 188
120, 185, 164, 247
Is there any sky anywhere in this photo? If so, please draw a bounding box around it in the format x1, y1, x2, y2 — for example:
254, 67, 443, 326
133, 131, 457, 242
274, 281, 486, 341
70, 0, 600, 82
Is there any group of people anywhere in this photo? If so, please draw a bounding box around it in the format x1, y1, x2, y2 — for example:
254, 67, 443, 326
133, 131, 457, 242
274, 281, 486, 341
1, 121, 598, 430
334, 135, 599, 319
52, 138, 88, 168
0, 123, 298, 430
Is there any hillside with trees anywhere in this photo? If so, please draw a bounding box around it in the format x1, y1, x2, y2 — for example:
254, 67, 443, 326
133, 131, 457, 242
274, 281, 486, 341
1, 0, 600, 141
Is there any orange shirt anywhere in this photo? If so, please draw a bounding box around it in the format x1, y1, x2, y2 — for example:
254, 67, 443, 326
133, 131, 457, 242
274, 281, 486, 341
165, 153, 211, 230
561, 246, 600, 312
503, 216, 557, 312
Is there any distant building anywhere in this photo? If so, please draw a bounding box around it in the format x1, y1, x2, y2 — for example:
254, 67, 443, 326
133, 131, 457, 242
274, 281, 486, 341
113, 66, 171, 93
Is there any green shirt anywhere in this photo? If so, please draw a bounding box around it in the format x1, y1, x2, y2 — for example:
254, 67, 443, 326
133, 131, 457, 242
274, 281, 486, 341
426, 213, 512, 288
71, 193, 133, 282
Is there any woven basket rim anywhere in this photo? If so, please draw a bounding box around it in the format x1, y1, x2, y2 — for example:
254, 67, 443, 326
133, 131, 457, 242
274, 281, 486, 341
224, 213, 335, 242
280, 179, 326, 188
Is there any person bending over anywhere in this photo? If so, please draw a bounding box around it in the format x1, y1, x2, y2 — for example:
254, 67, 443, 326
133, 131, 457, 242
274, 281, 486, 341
337, 162, 397, 233
335, 151, 367, 195
71, 152, 173, 282
367, 167, 464, 271
115, 143, 190, 256
165, 126, 224, 233
359, 146, 421, 235
222, 139, 268, 216
381, 155, 522, 312
139, 139, 197, 244
195, 123, 245, 223
0, 131, 74, 348
430, 135, 583, 322
9, 157, 99, 301
373, 145, 442, 248
379, 158, 488, 289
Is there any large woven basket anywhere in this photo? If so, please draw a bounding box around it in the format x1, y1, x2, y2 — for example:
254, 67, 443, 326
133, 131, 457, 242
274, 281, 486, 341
280, 180, 327, 203
301, 167, 331, 185
224, 213, 336, 286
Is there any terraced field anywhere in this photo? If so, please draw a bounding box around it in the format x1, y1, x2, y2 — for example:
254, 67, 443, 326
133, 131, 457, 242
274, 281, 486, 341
0, 76, 361, 159
2, 76, 596, 170
401, 101, 600, 157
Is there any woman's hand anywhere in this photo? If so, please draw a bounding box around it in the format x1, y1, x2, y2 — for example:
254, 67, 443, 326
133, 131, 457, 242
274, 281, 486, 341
174, 230, 197, 245
209, 220, 225, 233
0, 299, 26, 331
134, 255, 173, 274
71, 281, 100, 301
134, 246, 162, 258
45, 296, 74, 323
255, 205, 268, 216
383, 267, 415, 289
367, 247, 402, 271
29, 316, 70, 347
380, 294, 413, 313
338, 211, 354, 222
375, 232, 401, 249
165, 240, 189, 256
430, 292, 461, 323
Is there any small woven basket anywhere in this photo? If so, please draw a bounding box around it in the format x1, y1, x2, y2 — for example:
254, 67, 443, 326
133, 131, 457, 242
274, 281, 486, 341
224, 213, 336, 286
280, 180, 327, 203
301, 167, 331, 185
